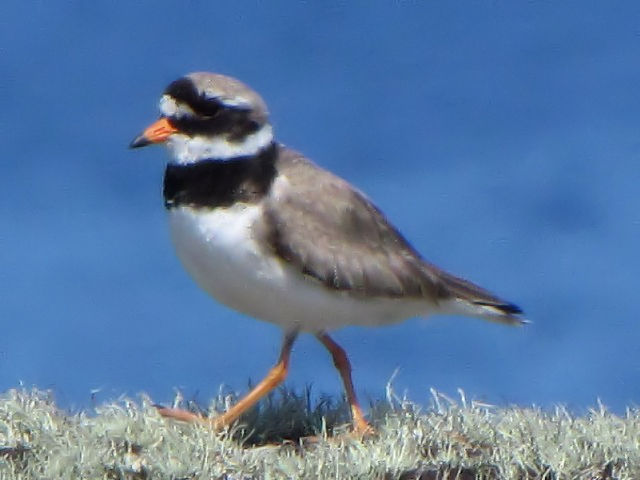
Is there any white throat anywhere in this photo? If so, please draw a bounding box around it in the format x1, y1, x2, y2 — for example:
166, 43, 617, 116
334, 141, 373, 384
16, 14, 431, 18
166, 124, 274, 165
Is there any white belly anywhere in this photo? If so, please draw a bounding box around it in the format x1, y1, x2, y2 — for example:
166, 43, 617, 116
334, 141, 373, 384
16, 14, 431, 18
168, 205, 429, 332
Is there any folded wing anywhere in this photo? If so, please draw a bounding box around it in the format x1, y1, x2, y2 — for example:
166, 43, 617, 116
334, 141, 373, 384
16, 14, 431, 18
263, 148, 524, 325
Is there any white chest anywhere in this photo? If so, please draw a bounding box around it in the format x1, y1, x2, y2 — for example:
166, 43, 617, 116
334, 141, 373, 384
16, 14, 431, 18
168, 204, 281, 313
168, 205, 428, 332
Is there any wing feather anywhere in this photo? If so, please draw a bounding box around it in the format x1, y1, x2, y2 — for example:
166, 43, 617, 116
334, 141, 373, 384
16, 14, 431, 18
261, 147, 524, 324
263, 149, 447, 300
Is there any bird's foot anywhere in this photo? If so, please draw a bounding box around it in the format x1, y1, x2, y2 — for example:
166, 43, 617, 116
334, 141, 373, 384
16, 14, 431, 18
352, 418, 376, 438
155, 403, 376, 443
154, 405, 207, 424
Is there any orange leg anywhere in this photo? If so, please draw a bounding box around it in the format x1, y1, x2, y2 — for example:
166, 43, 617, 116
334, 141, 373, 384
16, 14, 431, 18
316, 333, 373, 435
157, 331, 298, 429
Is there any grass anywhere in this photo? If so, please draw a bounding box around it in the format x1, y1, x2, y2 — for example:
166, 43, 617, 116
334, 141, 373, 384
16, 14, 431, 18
0, 385, 638, 479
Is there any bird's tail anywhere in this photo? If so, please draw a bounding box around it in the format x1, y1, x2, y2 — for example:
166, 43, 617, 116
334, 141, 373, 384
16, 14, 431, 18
437, 271, 527, 326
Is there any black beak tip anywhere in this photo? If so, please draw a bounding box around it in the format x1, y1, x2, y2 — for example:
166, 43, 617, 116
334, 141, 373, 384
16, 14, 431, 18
129, 134, 151, 149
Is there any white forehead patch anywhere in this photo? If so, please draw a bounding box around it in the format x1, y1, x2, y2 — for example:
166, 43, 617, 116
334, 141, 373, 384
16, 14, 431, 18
159, 95, 195, 118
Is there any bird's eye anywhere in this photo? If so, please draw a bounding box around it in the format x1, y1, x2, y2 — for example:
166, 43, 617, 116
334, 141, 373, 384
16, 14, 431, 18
200, 100, 223, 117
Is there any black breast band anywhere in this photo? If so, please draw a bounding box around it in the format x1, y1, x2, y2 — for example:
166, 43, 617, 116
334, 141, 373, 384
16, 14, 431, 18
163, 143, 278, 209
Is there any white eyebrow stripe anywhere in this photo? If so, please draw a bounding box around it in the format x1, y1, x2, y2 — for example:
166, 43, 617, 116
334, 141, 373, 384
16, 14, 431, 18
204, 91, 252, 109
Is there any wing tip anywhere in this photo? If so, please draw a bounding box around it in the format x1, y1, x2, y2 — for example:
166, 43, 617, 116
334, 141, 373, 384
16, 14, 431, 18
479, 301, 529, 326
498, 301, 523, 315
441, 296, 528, 325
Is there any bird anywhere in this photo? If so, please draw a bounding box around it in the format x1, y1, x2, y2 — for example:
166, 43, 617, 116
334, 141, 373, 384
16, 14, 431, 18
129, 72, 525, 435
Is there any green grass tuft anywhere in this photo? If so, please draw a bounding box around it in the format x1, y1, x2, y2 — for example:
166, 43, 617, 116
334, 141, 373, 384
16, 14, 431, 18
0, 386, 638, 479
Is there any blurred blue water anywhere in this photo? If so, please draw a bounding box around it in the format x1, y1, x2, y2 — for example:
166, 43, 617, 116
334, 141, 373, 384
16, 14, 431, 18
1, 2, 639, 413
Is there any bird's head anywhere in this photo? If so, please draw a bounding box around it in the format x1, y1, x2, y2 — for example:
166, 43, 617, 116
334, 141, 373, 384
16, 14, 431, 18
130, 72, 273, 164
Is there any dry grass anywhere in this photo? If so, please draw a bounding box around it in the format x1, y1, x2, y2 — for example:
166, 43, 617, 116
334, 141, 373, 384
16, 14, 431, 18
0, 386, 638, 479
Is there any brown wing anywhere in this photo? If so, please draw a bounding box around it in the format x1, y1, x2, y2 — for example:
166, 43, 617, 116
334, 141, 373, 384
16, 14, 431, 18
262, 148, 523, 323
263, 149, 449, 300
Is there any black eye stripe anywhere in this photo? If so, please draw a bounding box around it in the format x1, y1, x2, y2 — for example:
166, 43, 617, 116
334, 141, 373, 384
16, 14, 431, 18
171, 111, 261, 141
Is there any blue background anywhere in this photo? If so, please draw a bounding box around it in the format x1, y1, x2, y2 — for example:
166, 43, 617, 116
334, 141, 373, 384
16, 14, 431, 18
2, 2, 639, 414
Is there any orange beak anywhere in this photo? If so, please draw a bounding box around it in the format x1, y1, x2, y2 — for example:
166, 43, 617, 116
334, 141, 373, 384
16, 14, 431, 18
129, 117, 178, 149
